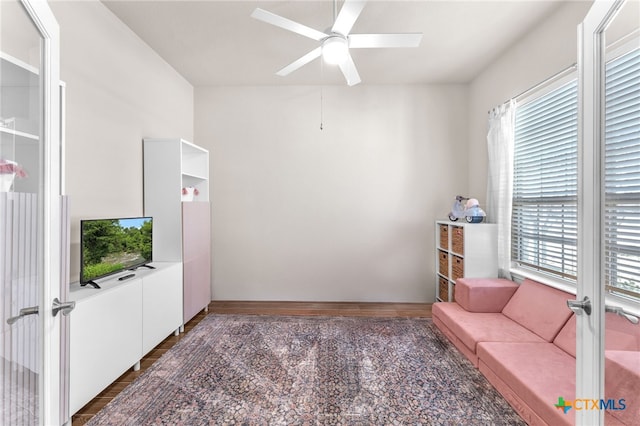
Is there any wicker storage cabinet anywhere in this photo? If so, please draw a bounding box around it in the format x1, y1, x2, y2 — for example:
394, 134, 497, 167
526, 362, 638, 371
439, 224, 449, 249
435, 221, 498, 302
451, 227, 464, 254
438, 276, 450, 302
438, 250, 448, 275
451, 256, 464, 281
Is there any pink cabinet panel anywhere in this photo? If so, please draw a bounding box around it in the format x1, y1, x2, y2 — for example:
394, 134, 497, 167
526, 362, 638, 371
182, 201, 211, 323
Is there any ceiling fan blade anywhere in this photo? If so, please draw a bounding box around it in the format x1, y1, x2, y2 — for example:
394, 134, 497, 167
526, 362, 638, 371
276, 47, 322, 77
251, 8, 327, 41
349, 33, 423, 48
338, 53, 361, 86
331, 0, 366, 36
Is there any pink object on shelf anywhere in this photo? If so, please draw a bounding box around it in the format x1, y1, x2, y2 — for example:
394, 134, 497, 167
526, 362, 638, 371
0, 159, 27, 177
0, 159, 27, 192
181, 186, 199, 201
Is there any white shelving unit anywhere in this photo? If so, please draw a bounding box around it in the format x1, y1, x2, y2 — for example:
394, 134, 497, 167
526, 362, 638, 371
68, 262, 182, 415
143, 138, 211, 324
435, 220, 498, 302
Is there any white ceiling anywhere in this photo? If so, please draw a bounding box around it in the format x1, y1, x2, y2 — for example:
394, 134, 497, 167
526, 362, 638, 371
102, 0, 565, 87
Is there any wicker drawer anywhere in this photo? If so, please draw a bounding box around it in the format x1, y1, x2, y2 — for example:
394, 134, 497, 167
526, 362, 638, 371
438, 250, 448, 276
439, 224, 448, 249
438, 276, 449, 301
451, 226, 464, 254
452, 255, 464, 281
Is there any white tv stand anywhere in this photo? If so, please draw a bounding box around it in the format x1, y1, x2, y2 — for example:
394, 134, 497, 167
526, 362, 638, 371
68, 262, 182, 415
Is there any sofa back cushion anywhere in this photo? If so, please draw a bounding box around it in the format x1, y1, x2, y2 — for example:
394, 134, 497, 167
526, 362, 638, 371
606, 312, 640, 351
554, 313, 640, 358
554, 315, 577, 357
502, 279, 573, 342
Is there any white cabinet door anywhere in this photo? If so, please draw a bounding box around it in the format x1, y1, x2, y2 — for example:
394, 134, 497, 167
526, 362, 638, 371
142, 263, 183, 355
69, 282, 143, 415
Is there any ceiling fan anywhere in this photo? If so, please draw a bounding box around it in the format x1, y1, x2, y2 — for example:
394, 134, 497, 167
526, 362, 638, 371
251, 0, 423, 86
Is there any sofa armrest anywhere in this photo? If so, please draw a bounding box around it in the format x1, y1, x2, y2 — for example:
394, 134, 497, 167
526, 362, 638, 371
455, 278, 518, 312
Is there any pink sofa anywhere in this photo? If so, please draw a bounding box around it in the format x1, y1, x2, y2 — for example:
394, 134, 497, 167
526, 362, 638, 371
433, 278, 640, 425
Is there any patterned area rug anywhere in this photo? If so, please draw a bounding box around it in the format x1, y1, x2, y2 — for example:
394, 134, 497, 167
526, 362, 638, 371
88, 315, 525, 425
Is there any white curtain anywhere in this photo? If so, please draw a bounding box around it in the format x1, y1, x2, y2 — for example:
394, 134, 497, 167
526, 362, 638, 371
486, 100, 516, 279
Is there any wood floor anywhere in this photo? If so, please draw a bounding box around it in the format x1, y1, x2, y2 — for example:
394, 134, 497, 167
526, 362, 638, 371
71, 301, 432, 425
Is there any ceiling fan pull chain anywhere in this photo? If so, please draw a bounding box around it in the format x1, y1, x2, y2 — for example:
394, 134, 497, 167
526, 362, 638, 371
320, 60, 324, 130
320, 88, 324, 131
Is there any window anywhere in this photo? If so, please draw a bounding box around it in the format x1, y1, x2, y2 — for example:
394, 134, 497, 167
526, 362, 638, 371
510, 46, 640, 301
604, 47, 640, 300
511, 80, 578, 281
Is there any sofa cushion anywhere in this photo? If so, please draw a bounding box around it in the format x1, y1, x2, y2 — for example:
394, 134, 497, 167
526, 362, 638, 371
477, 341, 576, 425
432, 302, 545, 355
433, 315, 481, 366
554, 312, 640, 358
502, 279, 573, 342
605, 350, 640, 425
606, 312, 640, 351
553, 315, 576, 357
552, 314, 639, 425
455, 278, 518, 312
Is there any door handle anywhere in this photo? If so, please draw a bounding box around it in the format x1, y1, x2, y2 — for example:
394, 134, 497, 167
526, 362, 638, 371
567, 298, 638, 324
605, 304, 639, 324
6, 306, 39, 325
567, 296, 592, 316
52, 298, 75, 317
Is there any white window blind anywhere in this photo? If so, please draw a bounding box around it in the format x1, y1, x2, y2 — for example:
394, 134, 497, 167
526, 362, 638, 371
512, 80, 578, 280
604, 47, 640, 300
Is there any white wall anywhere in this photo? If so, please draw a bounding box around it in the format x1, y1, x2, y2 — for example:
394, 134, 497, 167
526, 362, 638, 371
196, 85, 468, 302
467, 0, 593, 202
48, 0, 595, 300
51, 1, 194, 282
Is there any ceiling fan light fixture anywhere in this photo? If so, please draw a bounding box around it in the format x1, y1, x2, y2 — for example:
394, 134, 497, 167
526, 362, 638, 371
322, 36, 349, 65
251, 2, 422, 86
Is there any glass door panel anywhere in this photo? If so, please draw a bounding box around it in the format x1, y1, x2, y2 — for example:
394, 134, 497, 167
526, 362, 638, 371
1, 0, 44, 425
603, 1, 640, 425
578, 1, 640, 424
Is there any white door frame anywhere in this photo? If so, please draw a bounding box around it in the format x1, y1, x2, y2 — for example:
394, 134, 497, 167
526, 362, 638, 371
19, 0, 62, 424
576, 0, 625, 424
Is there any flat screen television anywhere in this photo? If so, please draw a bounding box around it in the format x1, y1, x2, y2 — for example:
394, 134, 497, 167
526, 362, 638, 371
80, 217, 153, 287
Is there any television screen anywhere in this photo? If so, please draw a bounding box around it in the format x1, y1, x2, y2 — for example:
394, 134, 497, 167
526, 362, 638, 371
80, 217, 153, 284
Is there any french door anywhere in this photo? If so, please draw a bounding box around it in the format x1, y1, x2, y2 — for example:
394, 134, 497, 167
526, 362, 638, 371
0, 0, 66, 425
577, 0, 639, 424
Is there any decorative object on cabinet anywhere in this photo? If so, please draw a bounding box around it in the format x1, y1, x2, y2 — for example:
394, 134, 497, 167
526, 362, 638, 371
435, 220, 498, 302
144, 138, 211, 324
0, 158, 27, 191
181, 186, 199, 201
448, 195, 487, 223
